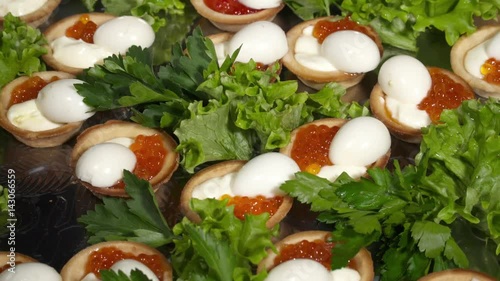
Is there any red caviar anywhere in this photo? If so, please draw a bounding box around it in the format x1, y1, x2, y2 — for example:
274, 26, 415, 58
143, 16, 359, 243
312, 17, 374, 44
418, 68, 475, 123
66, 14, 98, 43
9, 76, 59, 107
222, 194, 283, 220
290, 125, 339, 174
480, 58, 500, 85
85, 246, 165, 280
204, 0, 260, 15
274, 239, 335, 270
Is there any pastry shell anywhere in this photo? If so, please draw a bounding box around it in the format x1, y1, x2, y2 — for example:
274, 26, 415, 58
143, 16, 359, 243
282, 17, 383, 90
60, 241, 173, 281
191, 0, 284, 32
417, 269, 497, 281
42, 13, 116, 75
0, 71, 83, 148
370, 67, 475, 143
179, 160, 293, 228
257, 230, 375, 281
0, 0, 61, 28
280, 118, 391, 173
70, 120, 179, 198
0, 252, 38, 268
450, 25, 500, 99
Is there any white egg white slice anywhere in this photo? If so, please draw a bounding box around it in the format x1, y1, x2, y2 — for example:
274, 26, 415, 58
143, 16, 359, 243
264, 259, 331, 281
0, 262, 62, 281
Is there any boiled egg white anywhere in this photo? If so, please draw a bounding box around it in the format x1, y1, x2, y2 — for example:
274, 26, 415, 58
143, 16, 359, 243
329, 117, 391, 167
0, 262, 62, 281
75, 143, 137, 188
0, 0, 47, 17
227, 21, 288, 65
36, 78, 95, 123
321, 30, 380, 73
264, 259, 331, 281
378, 55, 431, 104
485, 32, 500, 60
231, 152, 300, 197
237, 0, 281, 9
110, 259, 159, 281
93, 16, 155, 54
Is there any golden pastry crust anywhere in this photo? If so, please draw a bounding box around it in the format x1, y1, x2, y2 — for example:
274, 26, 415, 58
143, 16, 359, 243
0, 252, 38, 269
257, 230, 375, 281
450, 25, 500, 99
70, 120, 179, 198
60, 241, 173, 281
191, 0, 284, 32
180, 159, 293, 229
417, 269, 497, 281
280, 118, 391, 172
282, 16, 383, 90
42, 13, 116, 75
0, 71, 83, 148
0, 0, 61, 27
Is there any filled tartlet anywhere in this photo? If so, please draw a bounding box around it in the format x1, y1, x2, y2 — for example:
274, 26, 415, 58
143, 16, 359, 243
417, 269, 497, 281
280, 117, 391, 182
191, 0, 284, 32
282, 16, 383, 90
0, 252, 61, 280
42, 13, 155, 74
60, 241, 172, 281
0, 0, 61, 27
370, 55, 475, 143
450, 25, 500, 99
180, 152, 295, 228
0, 71, 92, 148
257, 231, 374, 281
70, 120, 179, 198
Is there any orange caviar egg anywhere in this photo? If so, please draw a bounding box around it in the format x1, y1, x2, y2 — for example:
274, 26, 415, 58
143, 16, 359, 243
480, 58, 500, 85
221, 194, 283, 220
112, 134, 167, 189
274, 239, 335, 270
66, 14, 98, 43
418, 68, 475, 123
204, 0, 259, 15
85, 246, 165, 280
313, 17, 374, 44
9, 76, 59, 107
290, 125, 339, 173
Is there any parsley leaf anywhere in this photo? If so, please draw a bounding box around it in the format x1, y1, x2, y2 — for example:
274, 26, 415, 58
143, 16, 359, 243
101, 269, 153, 281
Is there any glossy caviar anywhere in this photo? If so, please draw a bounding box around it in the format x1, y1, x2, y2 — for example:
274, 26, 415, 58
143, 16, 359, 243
274, 239, 335, 270
85, 246, 165, 280
112, 134, 167, 189
480, 58, 500, 85
313, 17, 374, 44
66, 14, 98, 43
291, 124, 339, 173
9, 76, 59, 107
418, 68, 475, 123
204, 0, 259, 15
221, 194, 283, 220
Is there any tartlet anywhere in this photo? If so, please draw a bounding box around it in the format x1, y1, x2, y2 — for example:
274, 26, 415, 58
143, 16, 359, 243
42, 12, 116, 75
191, 0, 284, 32
370, 67, 475, 143
450, 25, 500, 99
417, 269, 497, 281
282, 16, 383, 90
0, 252, 37, 268
0, 71, 83, 148
0, 0, 61, 27
60, 241, 173, 281
257, 230, 375, 281
70, 120, 179, 198
179, 159, 293, 228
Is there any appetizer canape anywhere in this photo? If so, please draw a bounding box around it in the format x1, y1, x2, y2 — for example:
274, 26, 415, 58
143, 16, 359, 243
0, 0, 61, 27
70, 120, 179, 198
0, 71, 92, 148
257, 231, 374, 281
450, 25, 500, 99
417, 269, 497, 281
209, 21, 288, 68
60, 241, 172, 281
191, 0, 284, 32
280, 117, 391, 182
42, 13, 155, 75
0, 252, 61, 280
370, 55, 475, 143
282, 16, 383, 90
180, 152, 295, 228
